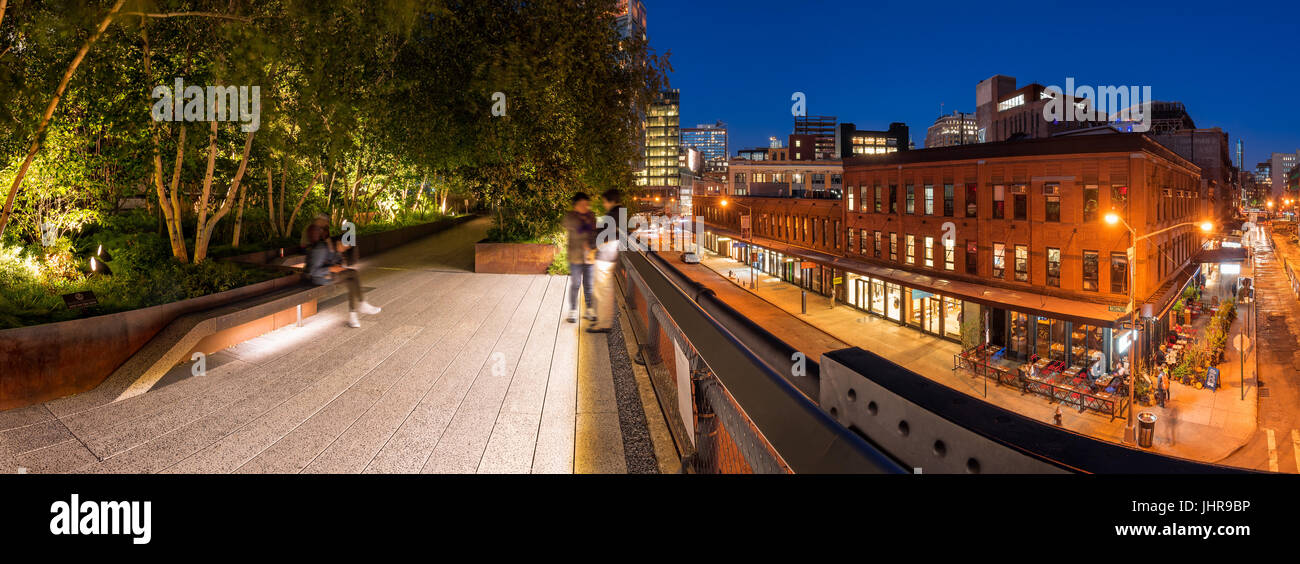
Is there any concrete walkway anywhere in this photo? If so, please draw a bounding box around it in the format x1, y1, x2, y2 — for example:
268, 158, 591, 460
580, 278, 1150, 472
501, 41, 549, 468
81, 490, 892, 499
687, 250, 1260, 468
0, 217, 644, 474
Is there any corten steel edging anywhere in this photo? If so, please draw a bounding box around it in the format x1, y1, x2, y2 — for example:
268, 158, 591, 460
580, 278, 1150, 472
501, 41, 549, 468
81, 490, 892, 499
622, 250, 905, 474
645, 251, 821, 386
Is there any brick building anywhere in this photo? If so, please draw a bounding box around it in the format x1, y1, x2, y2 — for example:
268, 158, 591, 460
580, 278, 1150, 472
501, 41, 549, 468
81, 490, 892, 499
695, 133, 1209, 373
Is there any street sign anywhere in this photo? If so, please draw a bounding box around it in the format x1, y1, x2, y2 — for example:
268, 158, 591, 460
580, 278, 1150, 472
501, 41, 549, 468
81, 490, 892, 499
833, 276, 843, 285
1108, 305, 1127, 313
800, 261, 816, 269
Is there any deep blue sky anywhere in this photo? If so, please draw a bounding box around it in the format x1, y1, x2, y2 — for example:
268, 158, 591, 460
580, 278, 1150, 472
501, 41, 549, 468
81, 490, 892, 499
647, 0, 1300, 167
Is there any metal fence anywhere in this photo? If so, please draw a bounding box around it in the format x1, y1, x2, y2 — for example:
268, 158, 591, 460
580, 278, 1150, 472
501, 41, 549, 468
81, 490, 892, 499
616, 248, 904, 474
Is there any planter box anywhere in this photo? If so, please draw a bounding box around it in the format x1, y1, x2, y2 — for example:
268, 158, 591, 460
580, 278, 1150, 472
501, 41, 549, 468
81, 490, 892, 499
0, 274, 302, 410
474, 242, 555, 274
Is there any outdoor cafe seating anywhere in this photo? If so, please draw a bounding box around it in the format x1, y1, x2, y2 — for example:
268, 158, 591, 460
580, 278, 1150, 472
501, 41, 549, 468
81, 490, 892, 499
954, 345, 1128, 420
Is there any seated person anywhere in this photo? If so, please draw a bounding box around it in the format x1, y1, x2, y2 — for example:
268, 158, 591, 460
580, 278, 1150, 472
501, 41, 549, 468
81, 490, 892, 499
305, 222, 381, 328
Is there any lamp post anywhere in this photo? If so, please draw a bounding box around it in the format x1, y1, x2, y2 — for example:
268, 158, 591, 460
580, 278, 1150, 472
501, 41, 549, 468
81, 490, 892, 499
720, 198, 757, 289
1105, 211, 1213, 444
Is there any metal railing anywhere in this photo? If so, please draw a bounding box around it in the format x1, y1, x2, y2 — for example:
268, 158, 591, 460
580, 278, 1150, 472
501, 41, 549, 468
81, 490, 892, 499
616, 248, 904, 474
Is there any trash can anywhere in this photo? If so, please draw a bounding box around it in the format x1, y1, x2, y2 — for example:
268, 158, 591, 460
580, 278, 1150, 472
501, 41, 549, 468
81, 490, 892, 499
1137, 412, 1157, 448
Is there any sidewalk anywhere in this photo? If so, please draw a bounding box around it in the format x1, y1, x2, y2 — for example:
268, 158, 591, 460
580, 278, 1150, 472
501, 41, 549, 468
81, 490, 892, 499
688, 251, 1258, 466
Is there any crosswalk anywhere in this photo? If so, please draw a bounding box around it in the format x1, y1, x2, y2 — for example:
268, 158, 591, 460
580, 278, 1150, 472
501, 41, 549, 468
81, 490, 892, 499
1262, 428, 1300, 473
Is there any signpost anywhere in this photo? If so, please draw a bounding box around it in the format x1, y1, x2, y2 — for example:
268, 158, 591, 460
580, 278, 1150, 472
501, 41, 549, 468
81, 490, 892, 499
61, 291, 98, 310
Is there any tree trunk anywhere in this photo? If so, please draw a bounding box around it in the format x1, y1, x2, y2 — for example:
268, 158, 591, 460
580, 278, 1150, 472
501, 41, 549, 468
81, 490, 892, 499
142, 21, 189, 261
0, 0, 127, 239
284, 169, 322, 246
231, 181, 245, 247
266, 166, 278, 237
193, 126, 255, 263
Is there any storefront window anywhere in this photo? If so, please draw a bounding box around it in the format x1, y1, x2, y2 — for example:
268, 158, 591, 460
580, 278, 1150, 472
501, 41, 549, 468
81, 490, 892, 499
886, 283, 902, 321
1008, 311, 1030, 360
943, 297, 962, 340
908, 290, 924, 328
871, 279, 885, 315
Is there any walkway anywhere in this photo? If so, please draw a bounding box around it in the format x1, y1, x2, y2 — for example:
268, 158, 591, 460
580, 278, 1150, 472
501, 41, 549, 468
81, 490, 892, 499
685, 250, 1260, 468
1221, 223, 1300, 473
0, 217, 659, 474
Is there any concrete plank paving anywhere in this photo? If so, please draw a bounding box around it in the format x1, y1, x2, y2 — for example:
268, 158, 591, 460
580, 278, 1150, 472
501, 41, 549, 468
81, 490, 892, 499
0, 218, 617, 474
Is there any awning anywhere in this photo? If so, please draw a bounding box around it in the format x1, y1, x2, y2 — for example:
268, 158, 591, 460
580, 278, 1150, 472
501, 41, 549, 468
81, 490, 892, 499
702, 225, 1131, 327
1194, 246, 1249, 264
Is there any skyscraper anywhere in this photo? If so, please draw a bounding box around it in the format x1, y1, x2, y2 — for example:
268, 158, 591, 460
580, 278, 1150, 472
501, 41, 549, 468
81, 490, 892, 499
681, 121, 729, 176
924, 111, 978, 147
615, 0, 646, 40
640, 89, 681, 204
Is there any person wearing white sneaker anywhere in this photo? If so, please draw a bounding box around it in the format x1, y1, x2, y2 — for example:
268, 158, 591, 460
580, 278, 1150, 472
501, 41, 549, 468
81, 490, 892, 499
563, 192, 597, 324
304, 221, 381, 328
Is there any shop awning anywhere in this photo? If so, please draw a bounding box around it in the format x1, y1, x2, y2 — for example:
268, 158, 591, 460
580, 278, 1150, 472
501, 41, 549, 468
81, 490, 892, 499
1146, 264, 1198, 322
701, 225, 1131, 328
1194, 246, 1249, 264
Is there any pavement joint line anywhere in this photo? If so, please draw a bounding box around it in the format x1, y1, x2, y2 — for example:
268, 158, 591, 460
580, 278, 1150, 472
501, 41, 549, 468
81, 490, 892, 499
238, 273, 483, 474
74, 270, 450, 461
361, 274, 533, 473
1266, 428, 1279, 473
297, 273, 493, 474
468, 276, 554, 473
154, 270, 455, 473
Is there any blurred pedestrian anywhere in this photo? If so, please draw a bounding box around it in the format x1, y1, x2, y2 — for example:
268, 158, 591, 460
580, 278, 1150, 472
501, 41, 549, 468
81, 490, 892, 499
589, 189, 625, 333
304, 222, 381, 328
563, 192, 596, 323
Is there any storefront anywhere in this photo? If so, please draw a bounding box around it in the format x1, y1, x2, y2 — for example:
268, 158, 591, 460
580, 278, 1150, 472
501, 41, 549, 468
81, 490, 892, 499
844, 273, 963, 343
995, 308, 1111, 370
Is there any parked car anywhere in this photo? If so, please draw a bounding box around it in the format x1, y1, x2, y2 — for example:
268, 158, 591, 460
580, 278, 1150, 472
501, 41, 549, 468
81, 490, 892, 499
680, 251, 701, 264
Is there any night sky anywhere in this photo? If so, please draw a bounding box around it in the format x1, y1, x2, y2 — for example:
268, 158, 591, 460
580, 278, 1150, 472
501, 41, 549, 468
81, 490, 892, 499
648, 0, 1300, 167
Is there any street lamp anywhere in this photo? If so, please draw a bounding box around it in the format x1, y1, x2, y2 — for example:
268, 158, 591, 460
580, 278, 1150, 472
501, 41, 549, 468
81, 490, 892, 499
720, 198, 757, 289
1104, 210, 1214, 444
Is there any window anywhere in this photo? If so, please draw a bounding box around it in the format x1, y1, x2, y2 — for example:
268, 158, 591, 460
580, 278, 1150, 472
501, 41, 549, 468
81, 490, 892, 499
906, 234, 916, 264
905, 185, 916, 214
860, 229, 869, 255
1046, 248, 1061, 287
847, 226, 854, 252
1111, 252, 1128, 294
992, 243, 1005, 279
943, 238, 955, 271
1014, 245, 1028, 282
1083, 250, 1099, 291
943, 184, 954, 217
965, 240, 978, 274
874, 185, 883, 212
890, 232, 898, 261
924, 236, 934, 267
924, 184, 935, 215
992, 185, 1005, 219
1045, 194, 1060, 222
889, 184, 898, 213
1013, 186, 1027, 220
847, 186, 855, 211
874, 231, 882, 258
965, 184, 977, 217
1083, 184, 1099, 222
1111, 184, 1128, 217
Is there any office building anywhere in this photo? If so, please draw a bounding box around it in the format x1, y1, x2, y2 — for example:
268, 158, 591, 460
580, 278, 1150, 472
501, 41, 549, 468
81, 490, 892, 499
794, 115, 838, 160
836, 122, 909, 158
639, 89, 681, 203
681, 121, 729, 175
925, 111, 978, 147
975, 75, 1102, 143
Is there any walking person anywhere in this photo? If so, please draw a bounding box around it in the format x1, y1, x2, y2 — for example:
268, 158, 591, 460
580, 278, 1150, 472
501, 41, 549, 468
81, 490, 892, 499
305, 221, 381, 328
563, 192, 597, 323
589, 189, 625, 334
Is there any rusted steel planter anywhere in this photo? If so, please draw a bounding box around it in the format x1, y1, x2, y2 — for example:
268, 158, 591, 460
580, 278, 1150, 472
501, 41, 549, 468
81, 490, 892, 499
0, 274, 302, 410
474, 242, 555, 274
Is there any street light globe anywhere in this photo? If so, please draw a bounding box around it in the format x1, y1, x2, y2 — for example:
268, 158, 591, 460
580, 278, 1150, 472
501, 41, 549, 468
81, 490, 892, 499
1104, 212, 1120, 225
720, 199, 729, 207
1200, 221, 1213, 233
1268, 201, 1275, 208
